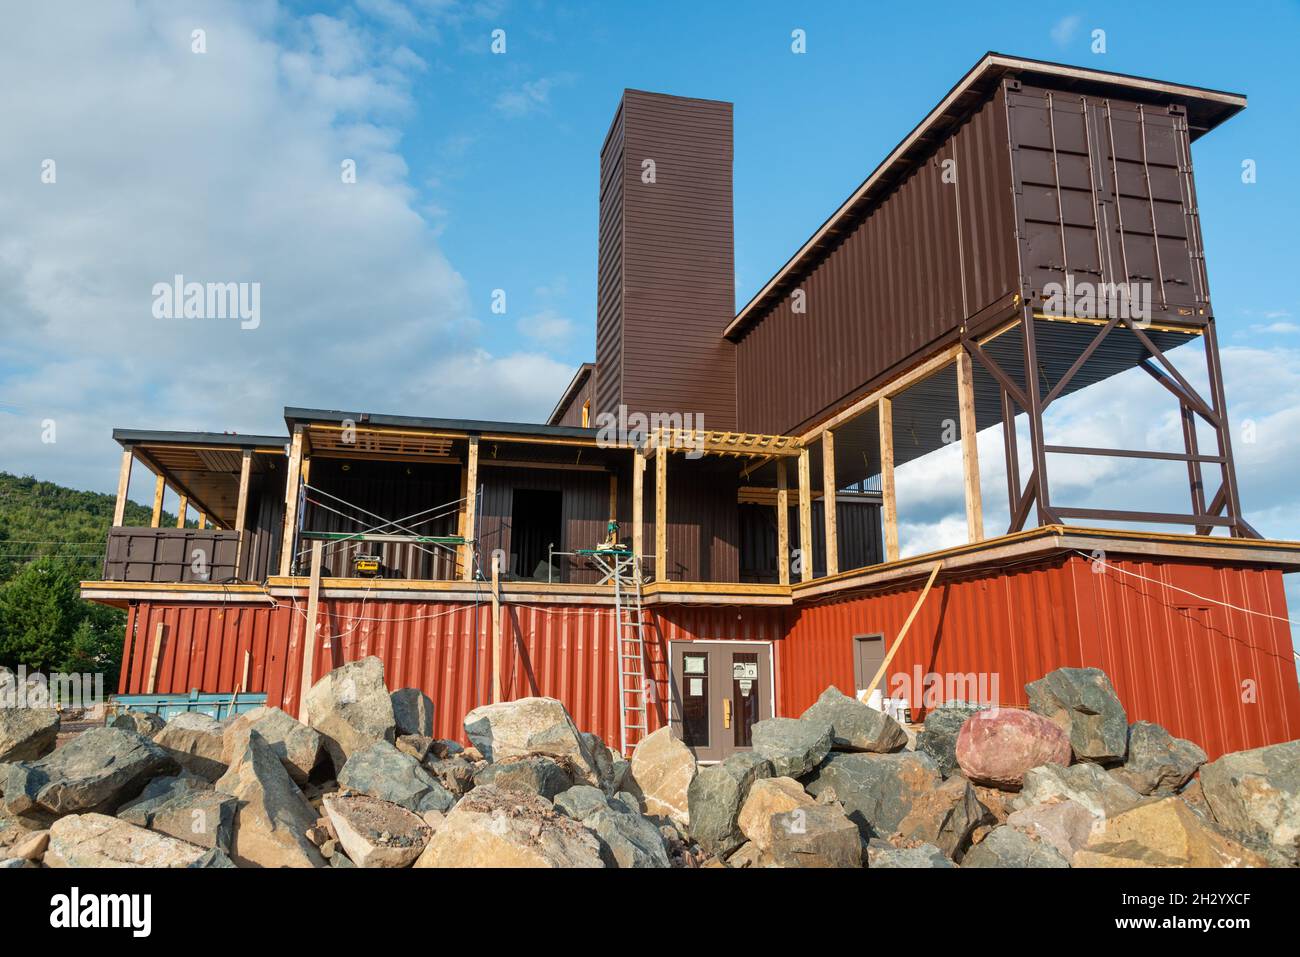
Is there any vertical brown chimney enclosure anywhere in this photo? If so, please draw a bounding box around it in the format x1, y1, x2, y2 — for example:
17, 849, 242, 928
596, 90, 737, 431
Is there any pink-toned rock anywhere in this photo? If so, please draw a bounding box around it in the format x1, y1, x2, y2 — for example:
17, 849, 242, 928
955, 709, 1071, 790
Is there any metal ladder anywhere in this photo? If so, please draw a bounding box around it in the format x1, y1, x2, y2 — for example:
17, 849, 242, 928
613, 553, 647, 757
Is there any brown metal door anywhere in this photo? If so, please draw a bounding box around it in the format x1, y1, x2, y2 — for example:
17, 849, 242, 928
852, 633, 886, 699
670, 642, 772, 762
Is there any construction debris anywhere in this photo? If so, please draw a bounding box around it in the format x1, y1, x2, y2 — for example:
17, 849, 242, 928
1, 661, 1297, 869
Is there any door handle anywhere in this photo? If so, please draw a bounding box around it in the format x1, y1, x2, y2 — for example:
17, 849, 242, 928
723, 697, 731, 729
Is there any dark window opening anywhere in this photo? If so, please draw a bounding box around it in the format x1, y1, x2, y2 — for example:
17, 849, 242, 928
510, 489, 562, 580
681, 653, 709, 748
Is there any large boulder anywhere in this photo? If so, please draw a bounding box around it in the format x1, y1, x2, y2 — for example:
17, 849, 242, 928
463, 696, 600, 787
554, 784, 670, 868
474, 755, 573, 801
1200, 739, 1300, 862
116, 779, 236, 852
961, 825, 1070, 868
111, 710, 165, 738
1109, 721, 1206, 795
803, 750, 941, 841
0, 707, 60, 762
737, 777, 814, 853
44, 813, 234, 868
687, 752, 773, 858
1026, 667, 1128, 763
1005, 800, 1096, 862
1074, 795, 1271, 868
580, 732, 617, 793
3, 728, 174, 820
214, 730, 325, 868
799, 686, 907, 753
154, 712, 229, 782
867, 841, 956, 868
955, 709, 1071, 789
751, 717, 833, 778
1016, 762, 1143, 820
390, 689, 434, 738
768, 802, 862, 868
415, 785, 606, 868
304, 657, 397, 773
338, 740, 454, 813
222, 707, 322, 786
893, 775, 993, 861
916, 705, 980, 776
627, 727, 695, 827
323, 793, 432, 868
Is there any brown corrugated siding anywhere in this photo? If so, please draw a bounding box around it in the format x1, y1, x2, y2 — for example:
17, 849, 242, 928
736, 87, 1017, 435
553, 371, 596, 428
595, 105, 624, 420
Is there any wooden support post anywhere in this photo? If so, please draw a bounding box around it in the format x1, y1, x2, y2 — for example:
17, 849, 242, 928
822, 430, 839, 577
862, 561, 943, 703
150, 473, 166, 528
113, 448, 134, 527
797, 446, 813, 583
608, 473, 618, 524
879, 399, 899, 562
491, 552, 503, 704
654, 447, 667, 582
146, 621, 165, 694
776, 459, 790, 586
460, 436, 479, 581
957, 351, 985, 543
234, 449, 253, 572
632, 450, 645, 563
230, 650, 252, 715
279, 427, 305, 577
197, 512, 207, 530
297, 540, 323, 721
175, 495, 188, 528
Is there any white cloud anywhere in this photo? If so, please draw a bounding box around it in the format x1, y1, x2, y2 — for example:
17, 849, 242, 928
1050, 14, 1082, 47
494, 77, 562, 117
517, 308, 575, 342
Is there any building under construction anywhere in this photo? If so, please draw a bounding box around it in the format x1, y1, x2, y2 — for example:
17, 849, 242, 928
84, 53, 1300, 761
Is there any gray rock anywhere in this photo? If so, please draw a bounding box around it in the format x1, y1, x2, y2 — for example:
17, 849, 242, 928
581, 732, 617, 792
1017, 762, 1143, 820
215, 730, 325, 868
44, 813, 236, 868
463, 696, 601, 787
803, 750, 941, 841
687, 751, 774, 857
154, 712, 229, 781
390, 688, 434, 738
916, 705, 979, 776
0, 708, 59, 763
1200, 739, 1300, 862
425, 755, 476, 798
800, 686, 908, 753
893, 775, 993, 861
304, 657, 397, 773
396, 734, 433, 762
474, 755, 573, 800
768, 802, 862, 868
221, 706, 322, 786
338, 740, 454, 813
110, 710, 165, 738
116, 772, 212, 815
555, 784, 670, 868
1110, 721, 1206, 795
1026, 667, 1128, 763
3, 728, 174, 820
1006, 800, 1097, 862
751, 717, 833, 778
961, 825, 1070, 868
867, 841, 956, 868
324, 793, 432, 868
116, 783, 237, 852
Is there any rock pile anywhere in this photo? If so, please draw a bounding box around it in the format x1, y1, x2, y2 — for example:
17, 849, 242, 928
1, 658, 1296, 869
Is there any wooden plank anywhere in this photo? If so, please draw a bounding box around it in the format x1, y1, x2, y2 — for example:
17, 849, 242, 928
150, 473, 165, 528
197, 512, 206, 530
297, 540, 323, 721
608, 473, 618, 524
879, 398, 899, 562
632, 451, 645, 563
278, 427, 305, 576
655, 446, 667, 582
776, 458, 790, 586
113, 448, 134, 527
460, 436, 479, 581
957, 351, 985, 543
175, 495, 188, 528
861, 561, 943, 701
146, 621, 165, 694
234, 449, 253, 573
797, 446, 813, 583
822, 430, 839, 577
491, 552, 503, 703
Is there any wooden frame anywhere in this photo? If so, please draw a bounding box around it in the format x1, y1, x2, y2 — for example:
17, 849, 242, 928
278, 426, 305, 576
632, 450, 645, 563
797, 446, 813, 583
822, 430, 839, 577
175, 495, 188, 528
879, 398, 899, 562
149, 473, 165, 528
956, 351, 984, 542
460, 436, 480, 581
234, 449, 253, 571
297, 540, 323, 721
655, 446, 668, 581
776, 459, 790, 586
113, 447, 134, 527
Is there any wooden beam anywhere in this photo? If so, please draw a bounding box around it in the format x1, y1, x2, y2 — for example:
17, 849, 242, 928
460, 436, 479, 581
861, 561, 944, 702
797, 446, 813, 582
197, 512, 206, 530
146, 621, 165, 695
632, 451, 645, 563
278, 426, 305, 576
234, 449, 253, 572
822, 430, 839, 577
113, 448, 134, 527
879, 398, 899, 562
150, 473, 165, 528
491, 552, 503, 703
655, 446, 667, 581
776, 459, 790, 586
957, 351, 985, 543
608, 473, 618, 524
297, 540, 323, 722
175, 495, 188, 528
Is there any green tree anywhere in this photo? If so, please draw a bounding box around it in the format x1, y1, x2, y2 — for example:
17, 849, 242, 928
0, 557, 86, 671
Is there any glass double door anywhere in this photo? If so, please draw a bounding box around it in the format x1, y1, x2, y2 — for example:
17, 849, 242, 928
669, 642, 773, 763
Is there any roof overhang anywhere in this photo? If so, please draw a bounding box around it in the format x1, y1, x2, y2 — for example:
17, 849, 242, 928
546, 362, 595, 425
